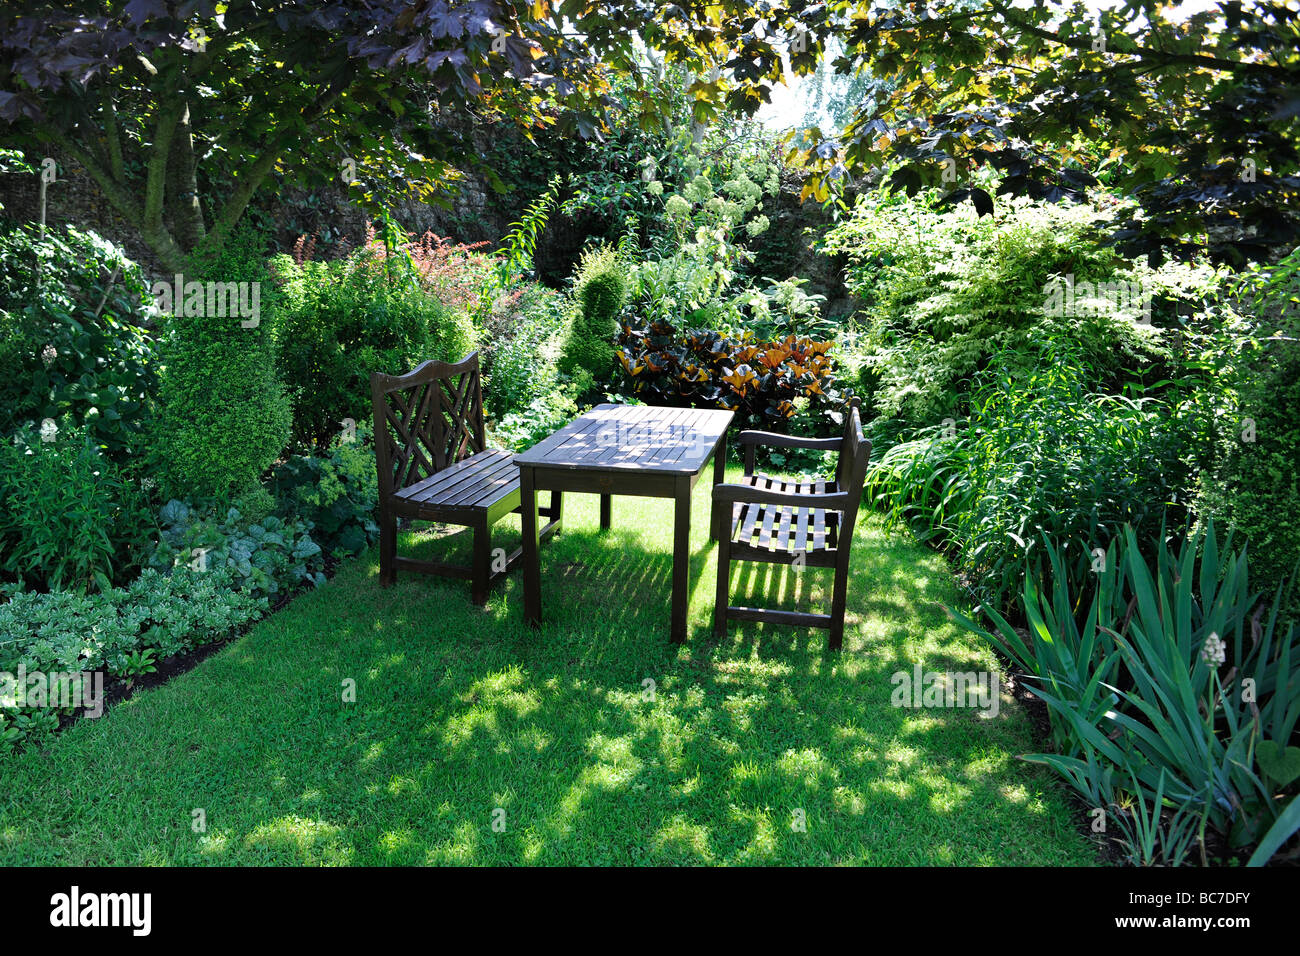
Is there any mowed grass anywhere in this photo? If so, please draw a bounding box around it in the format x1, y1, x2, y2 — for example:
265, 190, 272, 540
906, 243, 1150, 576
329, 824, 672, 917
0, 468, 1096, 865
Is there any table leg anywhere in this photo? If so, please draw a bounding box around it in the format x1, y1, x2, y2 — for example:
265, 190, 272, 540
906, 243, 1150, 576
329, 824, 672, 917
710, 430, 727, 541
520, 466, 541, 627
670, 475, 691, 643
599, 493, 611, 530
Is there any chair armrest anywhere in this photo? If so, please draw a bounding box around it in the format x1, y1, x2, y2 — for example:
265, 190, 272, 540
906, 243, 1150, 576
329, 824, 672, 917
712, 482, 854, 510
735, 430, 843, 451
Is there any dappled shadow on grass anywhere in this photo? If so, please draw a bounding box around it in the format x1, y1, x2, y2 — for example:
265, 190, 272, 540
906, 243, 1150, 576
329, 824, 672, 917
0, 484, 1095, 867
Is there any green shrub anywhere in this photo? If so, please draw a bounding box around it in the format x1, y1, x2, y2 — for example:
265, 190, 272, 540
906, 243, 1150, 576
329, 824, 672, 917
0, 220, 155, 458
152, 228, 292, 501
953, 523, 1300, 864
863, 424, 972, 547
822, 190, 1219, 429
273, 243, 475, 448
0, 423, 153, 593
484, 286, 570, 420
1196, 246, 1300, 623
559, 245, 627, 378
491, 374, 588, 452
870, 345, 1195, 611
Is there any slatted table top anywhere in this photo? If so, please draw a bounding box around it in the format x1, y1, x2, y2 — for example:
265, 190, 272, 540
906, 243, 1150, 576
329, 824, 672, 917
514, 404, 733, 475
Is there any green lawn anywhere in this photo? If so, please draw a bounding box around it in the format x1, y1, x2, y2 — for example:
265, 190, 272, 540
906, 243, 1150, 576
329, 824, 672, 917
0, 469, 1096, 865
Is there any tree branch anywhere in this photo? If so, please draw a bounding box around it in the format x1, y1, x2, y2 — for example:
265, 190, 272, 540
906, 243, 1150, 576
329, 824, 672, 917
203, 66, 356, 251
32, 123, 142, 224
143, 60, 186, 231
989, 3, 1291, 79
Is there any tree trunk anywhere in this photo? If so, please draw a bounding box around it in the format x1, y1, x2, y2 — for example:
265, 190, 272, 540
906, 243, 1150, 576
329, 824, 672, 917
168, 100, 207, 256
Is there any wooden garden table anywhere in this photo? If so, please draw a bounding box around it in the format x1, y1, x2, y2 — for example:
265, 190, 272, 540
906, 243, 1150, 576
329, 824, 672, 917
514, 403, 734, 643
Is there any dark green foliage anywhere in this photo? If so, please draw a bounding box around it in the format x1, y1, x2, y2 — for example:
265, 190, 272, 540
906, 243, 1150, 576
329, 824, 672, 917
794, 2, 1300, 264
270, 424, 379, 558
147, 499, 325, 602
1203, 360, 1300, 619
0, 220, 155, 458
869, 345, 1195, 612
495, 175, 560, 283
1197, 247, 1300, 623
272, 244, 475, 449
559, 245, 626, 379
0, 423, 153, 594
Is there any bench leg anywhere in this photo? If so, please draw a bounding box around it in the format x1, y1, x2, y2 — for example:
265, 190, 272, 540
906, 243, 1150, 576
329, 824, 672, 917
471, 517, 491, 606
379, 511, 397, 587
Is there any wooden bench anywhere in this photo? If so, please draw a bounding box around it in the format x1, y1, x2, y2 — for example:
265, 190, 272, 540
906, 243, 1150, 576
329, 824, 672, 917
711, 398, 871, 650
370, 352, 561, 604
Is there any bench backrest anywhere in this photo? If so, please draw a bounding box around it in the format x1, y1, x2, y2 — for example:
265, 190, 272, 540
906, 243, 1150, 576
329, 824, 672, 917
370, 352, 486, 500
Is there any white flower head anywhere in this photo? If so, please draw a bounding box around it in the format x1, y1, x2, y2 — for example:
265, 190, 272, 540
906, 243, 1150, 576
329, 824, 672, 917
40, 344, 57, 366
39, 418, 58, 443
1201, 632, 1226, 667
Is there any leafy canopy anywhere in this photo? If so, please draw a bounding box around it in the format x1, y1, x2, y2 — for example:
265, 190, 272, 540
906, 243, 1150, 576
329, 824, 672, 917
788, 1, 1300, 264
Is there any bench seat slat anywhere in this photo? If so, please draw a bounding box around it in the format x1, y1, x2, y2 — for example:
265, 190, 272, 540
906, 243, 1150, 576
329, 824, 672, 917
396, 449, 520, 512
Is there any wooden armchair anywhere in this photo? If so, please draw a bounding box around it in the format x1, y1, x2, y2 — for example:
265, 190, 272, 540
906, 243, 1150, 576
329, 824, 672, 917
711, 398, 871, 650
370, 352, 561, 604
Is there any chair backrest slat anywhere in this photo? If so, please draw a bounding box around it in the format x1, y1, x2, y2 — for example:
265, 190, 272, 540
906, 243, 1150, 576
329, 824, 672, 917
370, 352, 485, 498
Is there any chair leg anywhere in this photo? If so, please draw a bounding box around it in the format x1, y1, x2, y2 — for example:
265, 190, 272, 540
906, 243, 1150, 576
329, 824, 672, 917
471, 518, 491, 606
714, 535, 732, 640
829, 558, 850, 651
379, 511, 397, 586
